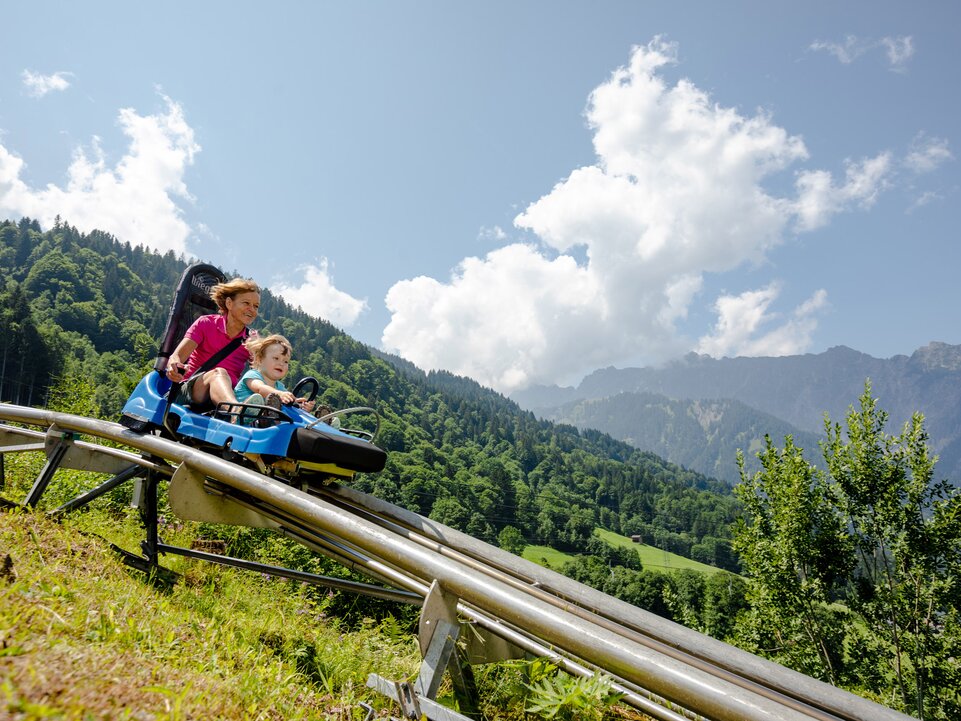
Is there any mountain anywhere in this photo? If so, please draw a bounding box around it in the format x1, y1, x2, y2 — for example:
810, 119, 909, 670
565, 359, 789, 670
0, 217, 743, 571
539, 392, 823, 484
513, 344, 961, 483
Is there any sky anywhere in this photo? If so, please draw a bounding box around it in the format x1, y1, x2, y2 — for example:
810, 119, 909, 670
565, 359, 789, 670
1, 2, 958, 394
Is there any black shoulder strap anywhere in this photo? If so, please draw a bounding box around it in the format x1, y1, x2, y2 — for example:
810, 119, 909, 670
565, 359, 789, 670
193, 329, 249, 377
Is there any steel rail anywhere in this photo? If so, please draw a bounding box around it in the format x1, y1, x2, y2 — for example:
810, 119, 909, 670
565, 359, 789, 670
321, 483, 915, 721
0, 407, 915, 721
315, 487, 848, 721
217, 487, 708, 721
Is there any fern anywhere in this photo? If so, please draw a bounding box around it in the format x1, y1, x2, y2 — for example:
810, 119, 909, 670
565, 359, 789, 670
525, 671, 623, 720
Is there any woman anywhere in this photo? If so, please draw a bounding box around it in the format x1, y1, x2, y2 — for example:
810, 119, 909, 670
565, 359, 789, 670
165, 277, 260, 414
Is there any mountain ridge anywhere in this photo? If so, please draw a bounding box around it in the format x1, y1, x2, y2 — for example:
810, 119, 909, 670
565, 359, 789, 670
513, 342, 961, 483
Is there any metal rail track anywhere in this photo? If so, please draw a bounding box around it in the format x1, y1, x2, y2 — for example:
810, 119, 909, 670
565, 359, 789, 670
0, 405, 914, 721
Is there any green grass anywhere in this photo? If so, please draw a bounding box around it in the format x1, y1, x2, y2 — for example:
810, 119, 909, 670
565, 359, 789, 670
0, 453, 649, 721
594, 529, 723, 574
0, 506, 424, 720
0, 449, 424, 720
521, 544, 578, 569
522, 530, 722, 575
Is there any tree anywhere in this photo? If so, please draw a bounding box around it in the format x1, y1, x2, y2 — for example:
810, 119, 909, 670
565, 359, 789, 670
497, 525, 527, 556
822, 385, 961, 719
733, 435, 852, 682
733, 383, 961, 719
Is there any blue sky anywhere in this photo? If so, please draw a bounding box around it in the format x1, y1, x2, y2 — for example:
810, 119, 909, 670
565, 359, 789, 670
1, 2, 957, 393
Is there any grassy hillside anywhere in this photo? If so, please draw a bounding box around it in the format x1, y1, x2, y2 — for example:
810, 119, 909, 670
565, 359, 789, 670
593, 529, 723, 575
521, 544, 577, 569
0, 508, 421, 720
523, 530, 723, 576
0, 453, 646, 720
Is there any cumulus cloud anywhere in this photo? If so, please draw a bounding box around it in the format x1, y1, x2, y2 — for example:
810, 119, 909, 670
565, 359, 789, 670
697, 285, 828, 358
809, 34, 914, 72
273, 260, 367, 328
478, 225, 507, 242
381, 38, 893, 393
385, 244, 605, 391
22, 69, 72, 97
0, 94, 198, 255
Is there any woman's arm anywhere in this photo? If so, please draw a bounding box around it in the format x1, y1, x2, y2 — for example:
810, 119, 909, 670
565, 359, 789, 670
166, 338, 198, 382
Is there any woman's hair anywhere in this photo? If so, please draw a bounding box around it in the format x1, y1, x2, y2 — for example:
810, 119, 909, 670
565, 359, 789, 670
210, 278, 260, 313
245, 334, 292, 364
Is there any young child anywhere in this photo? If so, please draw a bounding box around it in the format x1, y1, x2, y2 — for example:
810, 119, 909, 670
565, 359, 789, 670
234, 334, 315, 424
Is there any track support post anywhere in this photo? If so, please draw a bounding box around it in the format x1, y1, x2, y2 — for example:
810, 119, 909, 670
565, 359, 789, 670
112, 466, 178, 589
368, 580, 479, 720
139, 469, 161, 566
24, 430, 74, 507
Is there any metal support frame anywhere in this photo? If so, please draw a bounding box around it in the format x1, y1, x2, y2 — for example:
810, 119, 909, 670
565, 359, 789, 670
368, 580, 479, 721
7, 422, 416, 605
140, 469, 162, 566
2, 421, 414, 607
24, 431, 74, 506
49, 464, 144, 517
156, 542, 420, 604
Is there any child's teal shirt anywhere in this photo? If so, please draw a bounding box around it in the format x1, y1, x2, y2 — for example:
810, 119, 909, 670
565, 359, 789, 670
234, 369, 287, 403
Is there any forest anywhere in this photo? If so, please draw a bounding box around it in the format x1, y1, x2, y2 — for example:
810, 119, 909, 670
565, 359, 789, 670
0, 217, 740, 567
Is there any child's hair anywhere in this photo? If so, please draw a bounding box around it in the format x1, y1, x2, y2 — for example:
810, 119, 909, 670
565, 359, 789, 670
245, 334, 292, 365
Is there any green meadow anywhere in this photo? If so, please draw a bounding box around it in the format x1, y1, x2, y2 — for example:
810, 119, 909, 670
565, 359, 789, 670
523, 528, 722, 575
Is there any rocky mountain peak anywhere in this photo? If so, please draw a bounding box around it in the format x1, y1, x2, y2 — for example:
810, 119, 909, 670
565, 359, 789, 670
909, 342, 961, 372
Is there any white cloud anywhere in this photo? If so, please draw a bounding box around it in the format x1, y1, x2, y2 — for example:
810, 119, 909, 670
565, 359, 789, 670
22, 69, 72, 98
381, 38, 891, 393
906, 190, 943, 213
273, 259, 368, 328
794, 153, 893, 231
385, 244, 604, 391
697, 285, 828, 358
479, 225, 507, 242
809, 35, 871, 65
904, 133, 953, 174
881, 36, 914, 72
0, 94, 198, 254
809, 34, 914, 72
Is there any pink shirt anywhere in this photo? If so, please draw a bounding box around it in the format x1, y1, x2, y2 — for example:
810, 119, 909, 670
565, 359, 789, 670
183, 314, 255, 386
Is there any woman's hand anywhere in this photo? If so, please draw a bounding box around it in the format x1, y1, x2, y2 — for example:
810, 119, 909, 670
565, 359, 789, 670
166, 362, 186, 382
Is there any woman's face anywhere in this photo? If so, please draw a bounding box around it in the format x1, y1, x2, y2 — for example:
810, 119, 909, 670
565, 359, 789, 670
225, 291, 260, 327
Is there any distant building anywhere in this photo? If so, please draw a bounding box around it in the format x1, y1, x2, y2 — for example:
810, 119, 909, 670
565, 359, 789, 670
630, 535, 640, 543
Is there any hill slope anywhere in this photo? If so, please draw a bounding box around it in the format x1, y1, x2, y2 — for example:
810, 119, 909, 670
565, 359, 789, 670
0, 507, 422, 719
0, 216, 742, 571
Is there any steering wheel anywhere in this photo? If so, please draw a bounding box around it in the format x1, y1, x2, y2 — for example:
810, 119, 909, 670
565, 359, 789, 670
291, 376, 320, 403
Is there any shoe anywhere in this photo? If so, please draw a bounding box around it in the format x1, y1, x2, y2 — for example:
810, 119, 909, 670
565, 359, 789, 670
257, 392, 284, 428
240, 394, 264, 426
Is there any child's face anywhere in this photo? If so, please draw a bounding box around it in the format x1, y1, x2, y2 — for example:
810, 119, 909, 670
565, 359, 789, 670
259, 343, 290, 382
